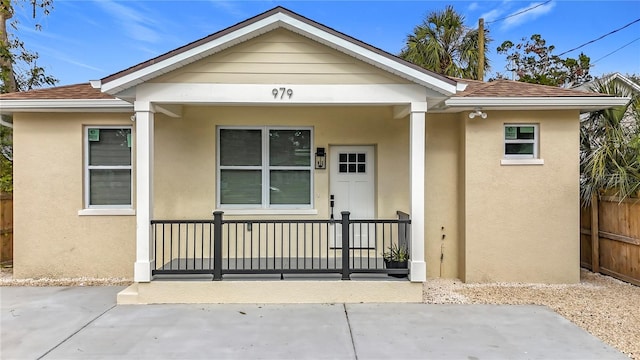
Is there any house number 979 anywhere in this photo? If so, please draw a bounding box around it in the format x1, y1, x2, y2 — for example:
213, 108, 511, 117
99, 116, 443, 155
272, 87, 293, 99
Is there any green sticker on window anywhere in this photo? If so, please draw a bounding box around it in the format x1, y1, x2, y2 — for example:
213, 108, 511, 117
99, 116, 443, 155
88, 129, 100, 141
520, 126, 534, 134
505, 127, 517, 140
127, 133, 132, 148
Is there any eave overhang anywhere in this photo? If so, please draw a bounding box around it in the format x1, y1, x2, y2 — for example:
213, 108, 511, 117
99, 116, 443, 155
0, 99, 133, 115
441, 96, 631, 112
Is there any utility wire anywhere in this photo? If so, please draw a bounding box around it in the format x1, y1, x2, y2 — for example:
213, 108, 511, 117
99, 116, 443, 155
592, 37, 640, 64
486, 0, 552, 24
557, 18, 640, 56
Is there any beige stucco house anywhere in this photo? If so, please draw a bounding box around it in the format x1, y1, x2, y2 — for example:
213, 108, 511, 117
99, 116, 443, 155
0, 7, 627, 303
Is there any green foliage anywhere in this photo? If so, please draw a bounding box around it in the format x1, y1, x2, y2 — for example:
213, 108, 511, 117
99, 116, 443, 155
1, 0, 57, 194
383, 243, 410, 262
0, 123, 11, 192
580, 78, 640, 205
399, 5, 491, 80
1, 0, 57, 93
495, 34, 592, 87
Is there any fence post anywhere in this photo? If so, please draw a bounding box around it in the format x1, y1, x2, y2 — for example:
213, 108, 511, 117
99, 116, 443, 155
213, 211, 224, 281
341, 211, 350, 280
590, 194, 600, 273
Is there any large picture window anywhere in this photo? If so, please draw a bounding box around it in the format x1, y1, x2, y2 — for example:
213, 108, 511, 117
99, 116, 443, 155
504, 124, 539, 159
218, 127, 312, 208
85, 127, 132, 208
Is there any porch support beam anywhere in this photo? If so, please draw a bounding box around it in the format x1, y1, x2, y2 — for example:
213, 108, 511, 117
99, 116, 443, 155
409, 102, 427, 282
155, 104, 182, 118
393, 105, 410, 119
136, 83, 429, 105
134, 101, 155, 282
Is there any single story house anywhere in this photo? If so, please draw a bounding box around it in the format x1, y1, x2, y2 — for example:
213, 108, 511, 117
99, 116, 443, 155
0, 7, 627, 303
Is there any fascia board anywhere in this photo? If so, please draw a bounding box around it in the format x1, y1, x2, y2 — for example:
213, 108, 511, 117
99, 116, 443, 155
101, 13, 457, 96
0, 99, 133, 114
445, 96, 630, 110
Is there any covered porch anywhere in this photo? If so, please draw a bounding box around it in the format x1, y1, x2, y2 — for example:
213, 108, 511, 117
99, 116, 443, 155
131, 95, 433, 283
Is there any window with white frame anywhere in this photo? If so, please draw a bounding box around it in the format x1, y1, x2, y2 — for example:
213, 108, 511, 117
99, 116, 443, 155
504, 124, 539, 159
217, 127, 312, 208
85, 127, 132, 208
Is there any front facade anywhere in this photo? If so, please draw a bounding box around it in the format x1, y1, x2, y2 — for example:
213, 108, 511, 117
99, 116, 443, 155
0, 8, 627, 300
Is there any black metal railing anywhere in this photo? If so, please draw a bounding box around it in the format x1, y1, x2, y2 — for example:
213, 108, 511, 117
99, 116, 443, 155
151, 211, 411, 280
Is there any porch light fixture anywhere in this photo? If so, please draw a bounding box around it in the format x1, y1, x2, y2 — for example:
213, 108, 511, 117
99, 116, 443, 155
469, 108, 487, 119
315, 147, 326, 169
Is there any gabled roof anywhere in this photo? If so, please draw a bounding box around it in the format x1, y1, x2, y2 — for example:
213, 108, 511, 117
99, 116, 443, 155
0, 7, 629, 114
97, 6, 457, 96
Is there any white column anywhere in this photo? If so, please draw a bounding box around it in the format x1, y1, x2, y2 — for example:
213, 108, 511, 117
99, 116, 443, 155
134, 101, 155, 282
409, 102, 427, 282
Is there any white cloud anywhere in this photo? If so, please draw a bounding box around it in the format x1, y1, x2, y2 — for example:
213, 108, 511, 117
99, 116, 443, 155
208, 0, 249, 18
501, 1, 556, 30
480, 8, 504, 23
94, 0, 162, 43
468, 2, 479, 11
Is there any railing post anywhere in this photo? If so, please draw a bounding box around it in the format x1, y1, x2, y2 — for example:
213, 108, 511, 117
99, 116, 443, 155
213, 211, 224, 281
341, 211, 350, 280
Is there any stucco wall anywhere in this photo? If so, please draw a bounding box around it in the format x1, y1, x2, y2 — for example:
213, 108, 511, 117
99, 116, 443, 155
425, 114, 460, 279
153, 105, 410, 220
461, 110, 581, 283
12, 113, 136, 279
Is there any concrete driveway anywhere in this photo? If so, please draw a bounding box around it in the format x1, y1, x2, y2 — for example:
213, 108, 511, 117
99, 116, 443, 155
1, 286, 626, 359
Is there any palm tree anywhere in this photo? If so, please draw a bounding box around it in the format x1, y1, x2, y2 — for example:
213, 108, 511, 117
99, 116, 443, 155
580, 78, 640, 205
399, 5, 490, 80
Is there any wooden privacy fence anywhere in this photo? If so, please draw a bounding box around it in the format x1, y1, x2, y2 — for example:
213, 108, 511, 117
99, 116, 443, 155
580, 195, 640, 286
0, 193, 12, 265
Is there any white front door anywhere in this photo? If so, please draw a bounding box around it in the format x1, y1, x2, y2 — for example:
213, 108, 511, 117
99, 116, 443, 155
330, 145, 375, 247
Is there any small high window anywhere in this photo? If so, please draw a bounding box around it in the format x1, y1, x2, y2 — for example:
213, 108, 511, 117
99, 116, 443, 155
504, 124, 539, 159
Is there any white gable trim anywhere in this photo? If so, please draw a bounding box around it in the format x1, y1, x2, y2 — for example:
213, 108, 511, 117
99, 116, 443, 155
100, 12, 457, 96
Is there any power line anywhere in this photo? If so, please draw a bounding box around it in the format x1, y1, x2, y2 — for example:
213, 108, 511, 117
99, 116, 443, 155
592, 37, 640, 64
557, 18, 640, 57
486, 0, 552, 24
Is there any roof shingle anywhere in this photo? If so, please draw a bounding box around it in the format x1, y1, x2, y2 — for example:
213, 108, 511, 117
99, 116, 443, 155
0, 83, 114, 100
451, 78, 606, 98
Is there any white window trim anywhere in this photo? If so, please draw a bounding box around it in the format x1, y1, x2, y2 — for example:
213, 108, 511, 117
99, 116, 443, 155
217, 126, 314, 210
83, 126, 134, 211
502, 123, 543, 165
500, 158, 545, 166
78, 208, 136, 216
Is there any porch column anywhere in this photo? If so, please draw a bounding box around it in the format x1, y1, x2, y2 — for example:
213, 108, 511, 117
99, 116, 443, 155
134, 101, 155, 282
409, 102, 427, 282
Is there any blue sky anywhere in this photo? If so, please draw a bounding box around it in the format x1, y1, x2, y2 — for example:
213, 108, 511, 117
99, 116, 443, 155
11, 0, 640, 86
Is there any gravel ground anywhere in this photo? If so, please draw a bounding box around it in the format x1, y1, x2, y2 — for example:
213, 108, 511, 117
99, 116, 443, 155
423, 269, 640, 360
0, 267, 132, 286
2, 267, 637, 359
